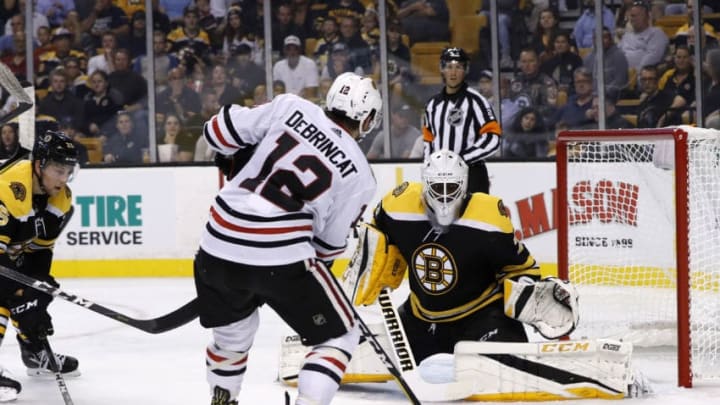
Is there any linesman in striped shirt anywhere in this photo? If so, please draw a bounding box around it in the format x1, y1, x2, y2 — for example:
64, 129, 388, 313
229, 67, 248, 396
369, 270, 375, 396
422, 47, 502, 193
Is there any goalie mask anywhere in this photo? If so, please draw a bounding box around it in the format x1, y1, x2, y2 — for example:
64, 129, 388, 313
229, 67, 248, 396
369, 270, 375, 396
422, 150, 469, 227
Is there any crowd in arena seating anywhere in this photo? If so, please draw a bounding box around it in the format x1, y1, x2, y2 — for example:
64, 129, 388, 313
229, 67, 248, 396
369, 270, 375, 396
0, 0, 718, 164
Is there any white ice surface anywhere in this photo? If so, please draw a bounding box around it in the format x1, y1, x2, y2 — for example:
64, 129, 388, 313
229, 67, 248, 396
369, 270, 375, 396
1, 278, 719, 405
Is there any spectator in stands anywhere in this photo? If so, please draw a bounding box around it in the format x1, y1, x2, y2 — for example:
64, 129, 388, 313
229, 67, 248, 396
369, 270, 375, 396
502, 106, 550, 158
103, 110, 146, 163
531, 7, 562, 59
123, 10, 148, 59
222, 6, 261, 66
292, 0, 327, 38
0, 30, 27, 79
397, 0, 448, 44
583, 26, 629, 95
272, 35, 319, 99
673, 0, 718, 47
360, 7, 380, 48
540, 31, 583, 94
113, 0, 144, 22
0, 0, 18, 33
702, 48, 720, 123
208, 64, 242, 106
228, 43, 265, 101
337, 15, 372, 71
320, 41, 363, 80
386, 19, 414, 97
618, 1, 669, 72
0, 15, 24, 55
549, 67, 595, 128
367, 103, 421, 159
167, 5, 211, 67
480, 0, 516, 69
273, 79, 286, 95
35, 26, 53, 59
83, 70, 122, 138
251, 83, 268, 106
665, 0, 715, 16
657, 45, 697, 126
38, 28, 86, 89
38, 0, 76, 28
107, 48, 146, 113
636, 65, 674, 128
477, 70, 494, 102
133, 30, 178, 91
573, 0, 615, 49
327, 0, 366, 23
37, 68, 85, 134
63, 56, 89, 98
158, 113, 196, 162
316, 77, 333, 107
271, 2, 306, 55
62, 10, 85, 49
313, 17, 342, 73
5, 0, 49, 38
586, 90, 635, 129
156, 66, 201, 123
80, 0, 130, 52
0, 122, 19, 160
510, 48, 558, 112
87, 32, 117, 74
195, 0, 222, 51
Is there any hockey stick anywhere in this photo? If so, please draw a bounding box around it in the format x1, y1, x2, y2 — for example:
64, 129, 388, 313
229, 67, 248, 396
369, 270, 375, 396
40, 338, 74, 405
0, 264, 199, 334
321, 262, 421, 405
374, 288, 477, 402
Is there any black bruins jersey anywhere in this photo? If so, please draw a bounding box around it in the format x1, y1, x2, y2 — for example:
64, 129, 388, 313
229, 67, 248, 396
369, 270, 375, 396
0, 159, 73, 272
373, 182, 539, 323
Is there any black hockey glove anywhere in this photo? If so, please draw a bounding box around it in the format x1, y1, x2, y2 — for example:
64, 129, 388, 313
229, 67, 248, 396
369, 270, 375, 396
214, 146, 256, 180
9, 284, 55, 341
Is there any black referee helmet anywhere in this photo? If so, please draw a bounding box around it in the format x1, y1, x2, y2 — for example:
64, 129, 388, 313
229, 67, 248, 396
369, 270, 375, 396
440, 47, 469, 72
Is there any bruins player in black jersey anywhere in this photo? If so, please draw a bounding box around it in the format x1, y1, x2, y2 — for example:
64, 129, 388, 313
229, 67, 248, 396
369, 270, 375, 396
0, 131, 80, 402
355, 150, 577, 365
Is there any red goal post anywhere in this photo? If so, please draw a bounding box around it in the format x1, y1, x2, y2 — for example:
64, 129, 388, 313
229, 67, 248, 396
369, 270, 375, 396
556, 126, 720, 388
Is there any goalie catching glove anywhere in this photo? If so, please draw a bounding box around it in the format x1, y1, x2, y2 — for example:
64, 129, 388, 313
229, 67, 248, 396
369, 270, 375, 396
504, 277, 579, 339
342, 223, 407, 306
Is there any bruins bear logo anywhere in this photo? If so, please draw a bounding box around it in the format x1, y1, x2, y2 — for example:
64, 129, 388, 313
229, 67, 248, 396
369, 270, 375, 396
9, 182, 26, 202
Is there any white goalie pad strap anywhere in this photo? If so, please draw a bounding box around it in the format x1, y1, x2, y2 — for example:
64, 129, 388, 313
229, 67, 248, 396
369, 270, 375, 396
278, 323, 392, 386
454, 339, 633, 400
504, 277, 579, 339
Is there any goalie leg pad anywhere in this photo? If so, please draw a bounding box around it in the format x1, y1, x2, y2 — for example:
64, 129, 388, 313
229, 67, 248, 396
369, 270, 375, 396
454, 339, 634, 400
343, 223, 408, 306
504, 277, 579, 339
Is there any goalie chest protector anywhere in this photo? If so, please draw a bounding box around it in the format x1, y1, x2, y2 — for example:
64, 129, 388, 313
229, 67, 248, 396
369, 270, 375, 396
374, 182, 537, 322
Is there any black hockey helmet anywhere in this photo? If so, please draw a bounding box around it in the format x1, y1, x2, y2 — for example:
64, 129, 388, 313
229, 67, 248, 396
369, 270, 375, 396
440, 47, 469, 71
33, 130, 79, 168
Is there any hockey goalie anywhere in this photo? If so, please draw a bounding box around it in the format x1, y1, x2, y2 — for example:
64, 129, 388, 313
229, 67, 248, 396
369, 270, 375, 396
279, 150, 650, 401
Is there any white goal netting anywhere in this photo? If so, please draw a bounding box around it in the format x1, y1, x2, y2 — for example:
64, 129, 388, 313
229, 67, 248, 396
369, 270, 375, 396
558, 127, 720, 383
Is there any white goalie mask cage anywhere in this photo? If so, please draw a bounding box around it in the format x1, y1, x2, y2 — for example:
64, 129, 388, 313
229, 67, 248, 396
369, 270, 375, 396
422, 150, 469, 226
325, 72, 382, 138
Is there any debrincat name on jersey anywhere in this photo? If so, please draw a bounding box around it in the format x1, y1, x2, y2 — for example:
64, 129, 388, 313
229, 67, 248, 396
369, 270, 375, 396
285, 110, 359, 178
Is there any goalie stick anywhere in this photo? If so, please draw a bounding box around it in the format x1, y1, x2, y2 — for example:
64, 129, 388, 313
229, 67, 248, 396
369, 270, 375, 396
0, 264, 198, 334
41, 338, 75, 405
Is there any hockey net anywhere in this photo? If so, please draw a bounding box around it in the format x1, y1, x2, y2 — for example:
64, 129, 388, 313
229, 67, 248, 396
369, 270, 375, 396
556, 127, 720, 387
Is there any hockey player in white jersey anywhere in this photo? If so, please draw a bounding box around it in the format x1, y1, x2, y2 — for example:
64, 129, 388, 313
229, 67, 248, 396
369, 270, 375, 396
193, 72, 381, 405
